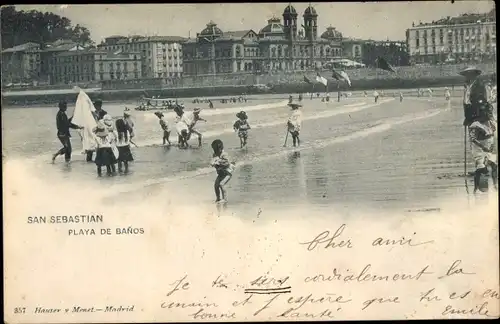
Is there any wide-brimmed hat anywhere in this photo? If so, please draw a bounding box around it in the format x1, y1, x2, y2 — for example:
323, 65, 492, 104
193, 107, 201, 113
459, 66, 482, 76
123, 108, 131, 116
154, 111, 164, 117
236, 111, 247, 119
103, 114, 113, 126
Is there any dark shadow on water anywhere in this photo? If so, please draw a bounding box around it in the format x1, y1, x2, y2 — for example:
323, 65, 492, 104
287, 151, 301, 163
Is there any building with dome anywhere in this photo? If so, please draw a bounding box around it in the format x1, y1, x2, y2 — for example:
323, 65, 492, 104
182, 4, 344, 76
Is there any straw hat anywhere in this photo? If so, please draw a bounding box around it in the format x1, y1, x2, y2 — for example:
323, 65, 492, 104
236, 111, 247, 119
459, 66, 482, 76
193, 107, 201, 113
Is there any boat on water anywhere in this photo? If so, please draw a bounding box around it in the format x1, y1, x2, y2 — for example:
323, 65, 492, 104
134, 97, 183, 111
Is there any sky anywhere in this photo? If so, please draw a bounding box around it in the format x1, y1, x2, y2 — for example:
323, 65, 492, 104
15, 1, 495, 43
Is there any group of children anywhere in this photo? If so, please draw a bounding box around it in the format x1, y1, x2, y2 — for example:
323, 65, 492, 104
92, 110, 135, 176
150, 103, 302, 203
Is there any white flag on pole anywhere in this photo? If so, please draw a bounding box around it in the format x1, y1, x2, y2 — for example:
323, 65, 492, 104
339, 71, 352, 87
316, 73, 328, 86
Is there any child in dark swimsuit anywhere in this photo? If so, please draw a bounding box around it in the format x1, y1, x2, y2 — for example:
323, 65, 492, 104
210, 139, 235, 203
233, 111, 251, 148
93, 122, 117, 176
154, 111, 171, 145
115, 118, 134, 173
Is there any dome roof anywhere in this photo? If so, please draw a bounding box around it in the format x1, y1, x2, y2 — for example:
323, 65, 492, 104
259, 17, 285, 36
304, 5, 317, 16
199, 21, 223, 38
283, 5, 297, 16
321, 26, 343, 40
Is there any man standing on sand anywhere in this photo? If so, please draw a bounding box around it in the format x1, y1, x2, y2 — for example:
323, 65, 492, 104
52, 101, 83, 163
461, 67, 490, 127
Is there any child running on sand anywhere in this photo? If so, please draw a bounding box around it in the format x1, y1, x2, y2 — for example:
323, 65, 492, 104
115, 118, 134, 173
233, 111, 251, 148
210, 139, 235, 203
154, 111, 171, 145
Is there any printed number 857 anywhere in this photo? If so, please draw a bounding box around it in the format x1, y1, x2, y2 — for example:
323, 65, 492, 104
14, 307, 26, 314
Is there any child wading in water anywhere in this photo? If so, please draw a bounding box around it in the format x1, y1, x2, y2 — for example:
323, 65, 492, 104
154, 111, 171, 145
210, 139, 235, 203
174, 106, 189, 149
287, 103, 302, 147
93, 122, 117, 176
115, 118, 134, 173
233, 111, 251, 148
185, 107, 206, 147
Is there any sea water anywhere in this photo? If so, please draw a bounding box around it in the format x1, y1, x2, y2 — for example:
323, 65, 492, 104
2, 92, 496, 218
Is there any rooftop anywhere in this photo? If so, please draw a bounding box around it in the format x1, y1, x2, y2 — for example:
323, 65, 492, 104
223, 30, 255, 39
2, 42, 40, 53
413, 9, 495, 28
101, 35, 187, 45
43, 42, 81, 52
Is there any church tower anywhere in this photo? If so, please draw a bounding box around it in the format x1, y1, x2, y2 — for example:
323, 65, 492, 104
283, 4, 298, 41
303, 4, 318, 41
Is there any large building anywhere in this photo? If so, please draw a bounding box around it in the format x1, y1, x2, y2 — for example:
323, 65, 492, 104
97, 35, 185, 78
1, 42, 41, 83
406, 9, 496, 64
182, 4, 344, 76
42, 40, 86, 84
51, 48, 142, 84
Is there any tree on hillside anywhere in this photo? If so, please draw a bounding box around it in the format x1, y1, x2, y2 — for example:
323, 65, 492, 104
1, 6, 94, 49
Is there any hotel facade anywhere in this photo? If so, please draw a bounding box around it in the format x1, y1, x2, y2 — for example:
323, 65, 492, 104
406, 10, 496, 64
97, 35, 185, 79
182, 4, 345, 76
